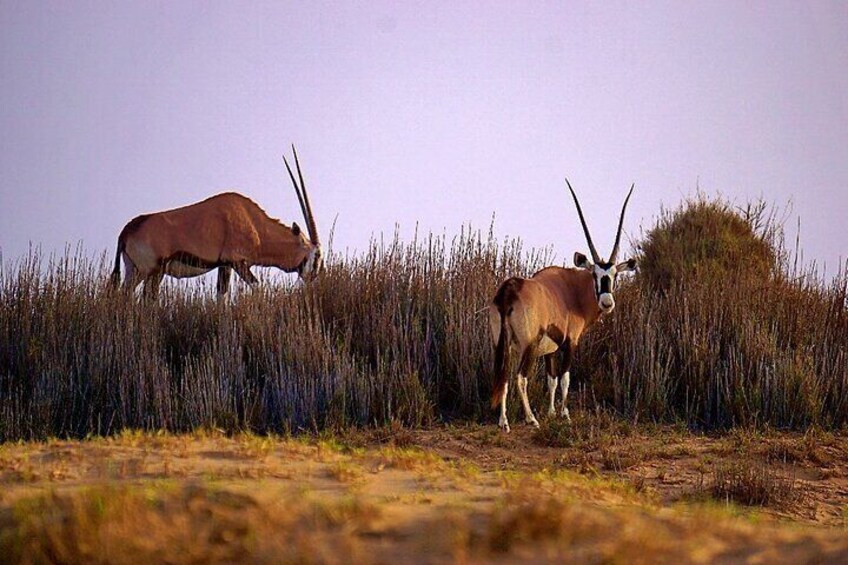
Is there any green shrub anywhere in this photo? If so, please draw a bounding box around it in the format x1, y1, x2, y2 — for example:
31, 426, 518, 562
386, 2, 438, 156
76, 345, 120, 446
637, 196, 777, 292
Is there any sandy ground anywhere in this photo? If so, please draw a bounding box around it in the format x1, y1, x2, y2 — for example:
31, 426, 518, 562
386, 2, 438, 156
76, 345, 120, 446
1, 421, 847, 563
410, 421, 848, 526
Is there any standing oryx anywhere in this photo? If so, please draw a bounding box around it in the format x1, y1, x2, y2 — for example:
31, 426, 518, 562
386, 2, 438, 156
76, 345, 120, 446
488, 180, 636, 432
110, 146, 322, 297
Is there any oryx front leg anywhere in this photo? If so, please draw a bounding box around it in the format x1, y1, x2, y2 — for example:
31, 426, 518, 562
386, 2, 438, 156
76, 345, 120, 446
216, 266, 232, 296
233, 261, 259, 286
560, 371, 571, 422
547, 375, 558, 417
544, 354, 559, 418
517, 374, 539, 428
498, 382, 510, 433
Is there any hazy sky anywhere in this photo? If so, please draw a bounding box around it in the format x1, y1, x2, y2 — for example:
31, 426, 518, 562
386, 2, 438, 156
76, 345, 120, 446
1, 1, 846, 274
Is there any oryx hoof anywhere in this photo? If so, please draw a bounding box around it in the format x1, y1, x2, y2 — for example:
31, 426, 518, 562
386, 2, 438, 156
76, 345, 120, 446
561, 409, 571, 423
527, 418, 540, 429
498, 418, 511, 433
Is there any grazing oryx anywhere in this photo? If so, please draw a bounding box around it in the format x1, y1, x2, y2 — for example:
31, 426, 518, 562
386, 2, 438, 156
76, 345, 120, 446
110, 146, 322, 297
488, 180, 636, 432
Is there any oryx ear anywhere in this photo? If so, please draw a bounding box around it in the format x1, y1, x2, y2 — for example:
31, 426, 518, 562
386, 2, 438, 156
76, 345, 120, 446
616, 258, 637, 272
292, 222, 302, 236
574, 252, 591, 269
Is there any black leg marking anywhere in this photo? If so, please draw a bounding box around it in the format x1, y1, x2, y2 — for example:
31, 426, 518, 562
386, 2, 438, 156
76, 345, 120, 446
545, 354, 559, 379
217, 266, 232, 295
559, 338, 573, 375
545, 324, 565, 346
233, 262, 258, 285
518, 343, 538, 378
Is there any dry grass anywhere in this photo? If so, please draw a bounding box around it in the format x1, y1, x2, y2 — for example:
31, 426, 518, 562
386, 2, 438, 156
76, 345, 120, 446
698, 460, 797, 508
376, 445, 446, 473
0, 229, 553, 441
0, 483, 378, 564
0, 195, 846, 442
326, 460, 365, 483
532, 410, 632, 450
1, 428, 847, 563
484, 475, 837, 564
581, 196, 848, 430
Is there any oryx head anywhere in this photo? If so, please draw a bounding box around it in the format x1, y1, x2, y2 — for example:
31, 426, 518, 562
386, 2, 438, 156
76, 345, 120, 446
284, 145, 323, 281
566, 179, 637, 314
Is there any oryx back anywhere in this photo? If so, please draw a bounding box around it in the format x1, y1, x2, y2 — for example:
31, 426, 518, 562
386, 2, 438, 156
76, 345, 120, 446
490, 268, 597, 350
118, 193, 268, 280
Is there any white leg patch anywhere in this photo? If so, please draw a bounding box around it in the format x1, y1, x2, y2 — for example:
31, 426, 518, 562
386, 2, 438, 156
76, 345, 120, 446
560, 371, 571, 422
499, 382, 511, 433
517, 374, 539, 428
547, 375, 558, 417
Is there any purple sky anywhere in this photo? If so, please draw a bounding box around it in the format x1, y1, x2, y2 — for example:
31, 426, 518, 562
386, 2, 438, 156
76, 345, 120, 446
1, 2, 846, 275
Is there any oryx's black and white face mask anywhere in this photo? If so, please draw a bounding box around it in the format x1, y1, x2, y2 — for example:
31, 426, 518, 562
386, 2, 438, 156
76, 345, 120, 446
566, 178, 637, 314
298, 245, 323, 281
573, 253, 637, 313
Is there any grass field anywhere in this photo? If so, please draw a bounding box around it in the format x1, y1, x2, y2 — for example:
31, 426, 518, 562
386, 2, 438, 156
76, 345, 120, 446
1, 421, 847, 563
1, 195, 846, 561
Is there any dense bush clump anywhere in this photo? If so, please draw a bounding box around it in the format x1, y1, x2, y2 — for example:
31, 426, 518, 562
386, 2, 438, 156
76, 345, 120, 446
0, 195, 845, 440
581, 196, 847, 429
637, 196, 777, 292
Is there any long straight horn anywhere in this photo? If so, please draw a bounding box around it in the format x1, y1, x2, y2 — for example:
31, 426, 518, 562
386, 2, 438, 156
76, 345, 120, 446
283, 154, 309, 229
566, 178, 601, 263
291, 144, 319, 245
609, 183, 634, 262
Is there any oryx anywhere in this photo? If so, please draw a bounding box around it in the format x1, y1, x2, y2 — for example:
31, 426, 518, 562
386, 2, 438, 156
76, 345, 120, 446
110, 146, 322, 297
488, 180, 636, 432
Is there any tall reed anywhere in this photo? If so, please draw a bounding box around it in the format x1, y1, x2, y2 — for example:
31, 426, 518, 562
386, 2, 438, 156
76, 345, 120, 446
1, 197, 845, 440
0, 228, 552, 440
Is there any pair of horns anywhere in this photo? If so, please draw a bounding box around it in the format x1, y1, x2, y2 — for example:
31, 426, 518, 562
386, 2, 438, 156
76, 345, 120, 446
283, 145, 320, 245
566, 179, 633, 264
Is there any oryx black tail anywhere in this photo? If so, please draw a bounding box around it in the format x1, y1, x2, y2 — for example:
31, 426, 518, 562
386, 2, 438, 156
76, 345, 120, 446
491, 278, 522, 408
110, 237, 124, 288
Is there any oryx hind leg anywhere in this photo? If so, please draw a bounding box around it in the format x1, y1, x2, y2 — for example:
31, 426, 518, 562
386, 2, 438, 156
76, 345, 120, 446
560, 371, 572, 422
121, 254, 142, 293
516, 344, 539, 428
498, 381, 510, 433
